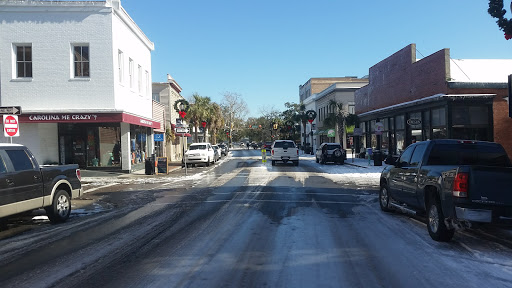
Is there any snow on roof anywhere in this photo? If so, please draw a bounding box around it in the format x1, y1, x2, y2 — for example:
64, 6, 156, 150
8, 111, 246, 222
450, 59, 512, 83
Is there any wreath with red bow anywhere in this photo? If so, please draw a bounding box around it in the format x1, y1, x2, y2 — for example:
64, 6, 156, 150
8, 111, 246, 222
173, 99, 190, 118
488, 0, 512, 39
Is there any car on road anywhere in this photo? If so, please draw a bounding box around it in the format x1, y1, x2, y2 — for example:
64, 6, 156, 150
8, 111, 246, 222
380, 139, 512, 242
315, 143, 346, 165
183, 143, 215, 167
212, 145, 222, 162
271, 140, 299, 166
218, 144, 228, 156
0, 144, 82, 223
263, 142, 272, 151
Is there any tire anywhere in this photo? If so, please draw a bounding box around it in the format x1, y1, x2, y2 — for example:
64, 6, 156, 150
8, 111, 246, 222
427, 195, 455, 242
315, 157, 319, 163
45, 189, 71, 223
206, 157, 210, 167
379, 184, 392, 212
271, 160, 275, 166
339, 158, 344, 165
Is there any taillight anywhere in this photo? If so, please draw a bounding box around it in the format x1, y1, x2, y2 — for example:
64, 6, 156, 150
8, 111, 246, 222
452, 172, 468, 197
297, 150, 299, 155
76, 169, 82, 182
271, 149, 274, 155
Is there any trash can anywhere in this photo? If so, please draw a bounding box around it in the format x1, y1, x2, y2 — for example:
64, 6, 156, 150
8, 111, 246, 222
373, 150, 382, 166
145, 157, 155, 175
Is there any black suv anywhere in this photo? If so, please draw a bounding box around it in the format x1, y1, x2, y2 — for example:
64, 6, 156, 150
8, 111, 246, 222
315, 143, 346, 165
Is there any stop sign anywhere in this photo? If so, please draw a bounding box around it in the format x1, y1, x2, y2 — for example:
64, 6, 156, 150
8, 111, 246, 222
4, 115, 19, 137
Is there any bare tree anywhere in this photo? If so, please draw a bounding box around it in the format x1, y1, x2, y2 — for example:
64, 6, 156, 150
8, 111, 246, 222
221, 92, 248, 145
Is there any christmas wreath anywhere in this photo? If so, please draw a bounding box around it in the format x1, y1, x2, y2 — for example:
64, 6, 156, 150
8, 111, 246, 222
173, 99, 190, 118
488, 0, 512, 39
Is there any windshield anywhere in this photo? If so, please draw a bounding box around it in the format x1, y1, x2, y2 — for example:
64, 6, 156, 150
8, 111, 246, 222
189, 145, 206, 150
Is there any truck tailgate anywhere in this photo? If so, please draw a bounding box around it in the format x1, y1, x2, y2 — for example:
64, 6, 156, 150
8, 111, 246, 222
468, 166, 512, 206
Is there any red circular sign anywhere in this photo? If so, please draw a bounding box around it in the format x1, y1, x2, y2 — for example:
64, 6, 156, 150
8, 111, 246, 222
4, 115, 18, 137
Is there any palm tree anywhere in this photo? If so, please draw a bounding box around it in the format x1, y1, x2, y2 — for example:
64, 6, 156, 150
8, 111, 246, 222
324, 99, 347, 147
208, 103, 224, 144
186, 93, 211, 143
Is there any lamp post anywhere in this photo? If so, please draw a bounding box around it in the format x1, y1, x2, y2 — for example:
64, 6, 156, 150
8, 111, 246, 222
201, 121, 207, 142
173, 99, 190, 174
306, 110, 317, 155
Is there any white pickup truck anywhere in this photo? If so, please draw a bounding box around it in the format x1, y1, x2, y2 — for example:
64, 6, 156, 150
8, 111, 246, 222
271, 140, 299, 166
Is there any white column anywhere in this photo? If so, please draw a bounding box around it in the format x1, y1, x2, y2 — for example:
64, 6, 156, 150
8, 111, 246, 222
121, 122, 131, 172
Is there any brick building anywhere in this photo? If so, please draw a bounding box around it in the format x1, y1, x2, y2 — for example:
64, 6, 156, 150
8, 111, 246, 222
354, 44, 512, 158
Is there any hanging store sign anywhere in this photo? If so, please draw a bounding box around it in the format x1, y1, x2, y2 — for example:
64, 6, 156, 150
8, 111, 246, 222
407, 118, 422, 126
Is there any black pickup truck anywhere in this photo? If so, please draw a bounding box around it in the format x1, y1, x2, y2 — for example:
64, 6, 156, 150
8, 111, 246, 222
380, 139, 512, 242
0, 144, 82, 224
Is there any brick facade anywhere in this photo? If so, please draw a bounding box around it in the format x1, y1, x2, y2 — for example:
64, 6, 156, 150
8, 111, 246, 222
355, 44, 449, 114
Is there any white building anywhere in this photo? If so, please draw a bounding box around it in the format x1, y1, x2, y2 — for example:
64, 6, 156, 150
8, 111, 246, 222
0, 0, 158, 172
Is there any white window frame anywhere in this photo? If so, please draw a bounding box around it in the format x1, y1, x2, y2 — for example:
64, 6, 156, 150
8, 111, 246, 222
14, 44, 33, 79
145, 70, 149, 98
138, 64, 142, 94
118, 50, 124, 83
71, 44, 90, 78
129, 58, 134, 89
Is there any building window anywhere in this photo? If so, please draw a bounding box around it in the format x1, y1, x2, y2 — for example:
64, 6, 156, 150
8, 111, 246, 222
129, 58, 134, 88
16, 45, 32, 78
118, 50, 124, 83
73, 45, 89, 77
145, 70, 149, 97
348, 105, 355, 114
138, 65, 142, 94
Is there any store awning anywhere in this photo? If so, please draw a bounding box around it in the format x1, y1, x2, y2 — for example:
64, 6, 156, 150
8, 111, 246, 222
175, 133, 191, 137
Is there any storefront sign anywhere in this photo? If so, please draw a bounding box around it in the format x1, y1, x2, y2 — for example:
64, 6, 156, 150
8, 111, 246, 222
327, 129, 335, 137
154, 134, 164, 142
156, 157, 168, 175
375, 122, 384, 135
20, 113, 161, 129
407, 118, 422, 126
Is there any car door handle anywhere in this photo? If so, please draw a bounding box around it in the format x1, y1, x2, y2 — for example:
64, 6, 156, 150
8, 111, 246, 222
6, 179, 14, 186
33, 175, 41, 182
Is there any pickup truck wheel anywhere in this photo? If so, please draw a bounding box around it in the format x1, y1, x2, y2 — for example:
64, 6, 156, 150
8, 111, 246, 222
379, 185, 392, 212
427, 196, 455, 242
206, 158, 210, 167
271, 160, 275, 166
45, 190, 71, 223
315, 157, 319, 163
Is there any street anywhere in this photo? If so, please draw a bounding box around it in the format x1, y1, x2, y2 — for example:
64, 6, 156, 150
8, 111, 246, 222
1, 149, 512, 288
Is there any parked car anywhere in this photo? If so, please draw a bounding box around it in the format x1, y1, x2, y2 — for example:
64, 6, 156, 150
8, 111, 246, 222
380, 139, 512, 242
263, 142, 272, 151
183, 143, 215, 167
212, 145, 222, 162
0, 144, 82, 223
218, 144, 228, 156
315, 143, 346, 165
271, 140, 299, 166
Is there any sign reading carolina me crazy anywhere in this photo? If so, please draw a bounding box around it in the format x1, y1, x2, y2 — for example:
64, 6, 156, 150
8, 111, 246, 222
28, 114, 99, 121
20, 113, 161, 129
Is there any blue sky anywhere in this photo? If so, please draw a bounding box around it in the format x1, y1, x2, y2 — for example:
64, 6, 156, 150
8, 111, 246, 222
121, 0, 511, 118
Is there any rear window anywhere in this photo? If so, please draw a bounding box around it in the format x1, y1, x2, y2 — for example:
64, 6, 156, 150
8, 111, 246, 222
427, 143, 511, 167
273, 141, 295, 148
326, 144, 341, 150
5, 149, 35, 171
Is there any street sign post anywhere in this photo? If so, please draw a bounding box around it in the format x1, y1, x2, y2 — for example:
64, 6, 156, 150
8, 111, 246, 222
4, 115, 20, 138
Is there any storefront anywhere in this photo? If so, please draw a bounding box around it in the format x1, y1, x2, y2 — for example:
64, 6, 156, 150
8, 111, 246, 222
20, 112, 160, 171
357, 94, 495, 157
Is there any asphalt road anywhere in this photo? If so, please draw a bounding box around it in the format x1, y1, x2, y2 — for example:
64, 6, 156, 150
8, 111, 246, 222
1, 149, 512, 288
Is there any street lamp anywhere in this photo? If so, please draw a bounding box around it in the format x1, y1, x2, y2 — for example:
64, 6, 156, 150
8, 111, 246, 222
306, 110, 317, 155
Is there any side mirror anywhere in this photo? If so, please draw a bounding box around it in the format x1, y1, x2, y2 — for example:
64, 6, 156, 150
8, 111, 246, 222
385, 156, 398, 165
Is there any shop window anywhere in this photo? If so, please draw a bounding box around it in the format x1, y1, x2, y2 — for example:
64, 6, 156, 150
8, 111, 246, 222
395, 115, 405, 130
409, 112, 422, 142
396, 131, 405, 154
432, 107, 446, 126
